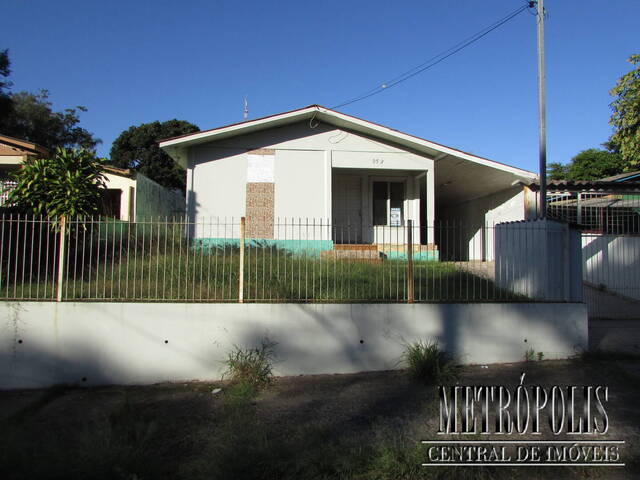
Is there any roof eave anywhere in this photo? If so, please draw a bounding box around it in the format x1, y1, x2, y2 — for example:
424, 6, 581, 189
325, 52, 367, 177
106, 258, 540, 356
159, 105, 537, 179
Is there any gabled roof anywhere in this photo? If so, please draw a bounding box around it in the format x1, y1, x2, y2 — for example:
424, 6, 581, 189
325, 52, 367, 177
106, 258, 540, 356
103, 165, 134, 178
0, 134, 50, 157
159, 105, 536, 180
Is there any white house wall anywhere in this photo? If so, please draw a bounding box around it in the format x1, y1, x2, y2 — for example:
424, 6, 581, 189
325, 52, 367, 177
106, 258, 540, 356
188, 147, 247, 239
187, 121, 435, 242
439, 187, 525, 261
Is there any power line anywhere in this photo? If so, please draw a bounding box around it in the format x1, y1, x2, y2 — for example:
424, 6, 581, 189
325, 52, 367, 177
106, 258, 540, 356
332, 4, 533, 109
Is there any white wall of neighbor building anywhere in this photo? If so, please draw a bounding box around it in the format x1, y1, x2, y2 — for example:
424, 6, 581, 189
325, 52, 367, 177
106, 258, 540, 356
102, 172, 136, 221
582, 234, 640, 301
0, 301, 587, 389
185, 121, 435, 240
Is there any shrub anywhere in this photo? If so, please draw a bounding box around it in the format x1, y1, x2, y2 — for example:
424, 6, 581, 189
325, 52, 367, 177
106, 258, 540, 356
524, 347, 535, 362
223, 338, 277, 392
401, 340, 458, 384
5, 147, 106, 218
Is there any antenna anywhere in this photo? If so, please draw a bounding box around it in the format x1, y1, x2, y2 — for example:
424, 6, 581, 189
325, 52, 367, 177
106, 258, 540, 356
243, 96, 249, 120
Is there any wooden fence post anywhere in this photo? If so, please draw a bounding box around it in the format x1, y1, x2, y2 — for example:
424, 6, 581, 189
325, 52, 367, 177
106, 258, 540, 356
239, 216, 245, 303
407, 219, 414, 304
56, 215, 66, 302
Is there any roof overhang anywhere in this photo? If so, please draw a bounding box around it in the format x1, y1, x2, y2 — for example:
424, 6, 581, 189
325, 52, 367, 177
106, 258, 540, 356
0, 134, 50, 157
523, 179, 640, 194
160, 105, 536, 181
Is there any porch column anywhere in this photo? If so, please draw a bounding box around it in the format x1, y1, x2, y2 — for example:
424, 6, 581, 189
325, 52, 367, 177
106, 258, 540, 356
426, 169, 435, 245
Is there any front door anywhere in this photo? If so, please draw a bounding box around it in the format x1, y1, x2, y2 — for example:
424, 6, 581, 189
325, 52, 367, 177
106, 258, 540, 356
332, 175, 362, 243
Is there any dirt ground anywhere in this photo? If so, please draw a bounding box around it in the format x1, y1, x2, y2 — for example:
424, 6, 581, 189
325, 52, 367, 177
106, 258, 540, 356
1, 358, 639, 480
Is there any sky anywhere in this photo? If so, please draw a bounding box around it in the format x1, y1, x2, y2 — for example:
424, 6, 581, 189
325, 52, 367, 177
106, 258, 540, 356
2, 0, 638, 173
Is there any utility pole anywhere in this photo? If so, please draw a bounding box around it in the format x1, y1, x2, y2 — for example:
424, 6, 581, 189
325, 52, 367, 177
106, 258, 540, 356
535, 0, 547, 218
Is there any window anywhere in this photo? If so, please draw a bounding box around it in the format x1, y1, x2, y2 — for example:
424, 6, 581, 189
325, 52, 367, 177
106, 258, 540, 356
372, 181, 405, 226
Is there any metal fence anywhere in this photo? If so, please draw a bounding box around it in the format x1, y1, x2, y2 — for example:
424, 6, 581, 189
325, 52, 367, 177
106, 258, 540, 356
0, 180, 16, 207
0, 215, 580, 303
546, 191, 640, 318
547, 191, 640, 234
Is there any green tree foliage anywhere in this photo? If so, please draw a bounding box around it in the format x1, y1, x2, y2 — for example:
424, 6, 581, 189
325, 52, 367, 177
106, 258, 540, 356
548, 148, 626, 181
547, 162, 568, 181
110, 120, 199, 192
609, 54, 640, 168
5, 148, 106, 217
0, 90, 99, 151
0, 49, 12, 120
567, 149, 626, 180
0, 49, 9, 89
0, 49, 99, 151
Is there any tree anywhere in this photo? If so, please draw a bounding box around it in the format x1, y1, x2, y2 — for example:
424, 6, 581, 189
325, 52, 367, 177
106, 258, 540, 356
0, 49, 12, 121
553, 148, 626, 181
110, 120, 199, 192
0, 49, 9, 90
5, 148, 106, 218
547, 162, 568, 181
0, 49, 99, 151
609, 54, 640, 169
0, 90, 100, 151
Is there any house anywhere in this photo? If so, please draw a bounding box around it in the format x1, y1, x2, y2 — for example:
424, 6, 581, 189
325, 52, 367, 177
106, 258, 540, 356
160, 105, 537, 259
98, 165, 186, 221
0, 134, 50, 204
526, 175, 640, 234
0, 133, 185, 220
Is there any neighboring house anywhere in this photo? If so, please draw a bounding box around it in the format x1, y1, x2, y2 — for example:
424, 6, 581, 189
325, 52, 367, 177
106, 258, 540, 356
0, 134, 50, 205
160, 105, 537, 259
525, 176, 640, 304
99, 165, 186, 221
0, 133, 185, 220
530, 176, 640, 234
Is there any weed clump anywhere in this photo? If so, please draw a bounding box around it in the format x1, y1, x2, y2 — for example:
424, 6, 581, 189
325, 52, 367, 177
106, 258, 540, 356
401, 340, 458, 384
223, 338, 277, 396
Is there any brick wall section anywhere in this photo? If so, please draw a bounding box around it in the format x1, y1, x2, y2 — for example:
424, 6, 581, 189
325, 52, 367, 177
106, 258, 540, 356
248, 148, 275, 155
246, 182, 274, 238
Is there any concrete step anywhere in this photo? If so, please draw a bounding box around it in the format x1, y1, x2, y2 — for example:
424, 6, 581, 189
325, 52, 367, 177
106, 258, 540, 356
321, 249, 383, 263
333, 244, 378, 251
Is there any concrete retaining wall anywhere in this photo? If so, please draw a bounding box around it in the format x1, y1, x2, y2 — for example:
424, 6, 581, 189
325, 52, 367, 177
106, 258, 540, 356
0, 302, 587, 390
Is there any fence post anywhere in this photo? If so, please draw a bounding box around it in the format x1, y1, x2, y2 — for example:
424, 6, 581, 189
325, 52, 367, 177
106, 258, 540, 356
238, 216, 245, 303
56, 215, 66, 302
407, 219, 414, 304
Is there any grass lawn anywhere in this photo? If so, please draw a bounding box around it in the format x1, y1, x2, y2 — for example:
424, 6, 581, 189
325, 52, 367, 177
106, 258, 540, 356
1, 358, 639, 479
2, 248, 521, 302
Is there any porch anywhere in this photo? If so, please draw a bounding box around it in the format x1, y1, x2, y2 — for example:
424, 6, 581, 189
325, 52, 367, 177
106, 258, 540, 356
330, 167, 436, 259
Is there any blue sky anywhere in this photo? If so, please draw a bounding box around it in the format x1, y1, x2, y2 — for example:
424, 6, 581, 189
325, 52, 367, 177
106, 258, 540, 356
2, 0, 638, 173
